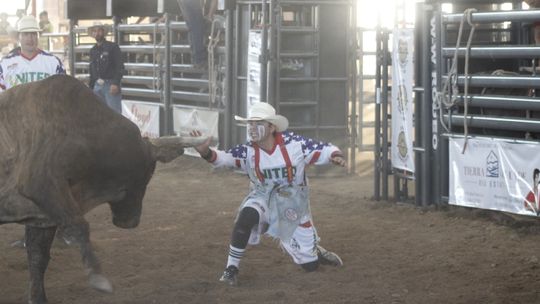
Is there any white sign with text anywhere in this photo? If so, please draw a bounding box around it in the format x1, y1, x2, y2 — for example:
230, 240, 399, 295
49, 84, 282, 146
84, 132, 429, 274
122, 100, 160, 138
449, 137, 540, 217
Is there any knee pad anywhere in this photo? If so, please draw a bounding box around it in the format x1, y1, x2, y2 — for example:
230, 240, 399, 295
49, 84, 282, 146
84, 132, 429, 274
300, 260, 319, 272
236, 207, 259, 231
231, 207, 260, 249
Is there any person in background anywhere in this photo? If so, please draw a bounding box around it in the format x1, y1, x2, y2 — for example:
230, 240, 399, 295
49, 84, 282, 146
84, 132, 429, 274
38, 11, 53, 33
177, 0, 217, 70
0, 13, 10, 35
190, 102, 345, 286
0, 15, 64, 92
88, 23, 124, 114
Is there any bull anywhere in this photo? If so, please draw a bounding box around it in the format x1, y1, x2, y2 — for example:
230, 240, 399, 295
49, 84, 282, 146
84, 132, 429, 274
0, 75, 203, 304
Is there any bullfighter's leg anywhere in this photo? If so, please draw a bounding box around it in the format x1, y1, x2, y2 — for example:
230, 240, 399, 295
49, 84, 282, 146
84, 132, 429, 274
25, 225, 56, 304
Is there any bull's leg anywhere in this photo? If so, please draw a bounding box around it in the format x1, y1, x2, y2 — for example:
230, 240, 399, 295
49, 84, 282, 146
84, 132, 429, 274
25, 225, 56, 304
77, 232, 113, 293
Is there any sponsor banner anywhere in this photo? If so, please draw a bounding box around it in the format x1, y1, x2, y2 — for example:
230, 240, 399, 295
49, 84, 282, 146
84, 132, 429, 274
247, 30, 262, 106
122, 100, 160, 138
172, 107, 219, 156
391, 28, 415, 173
449, 137, 540, 217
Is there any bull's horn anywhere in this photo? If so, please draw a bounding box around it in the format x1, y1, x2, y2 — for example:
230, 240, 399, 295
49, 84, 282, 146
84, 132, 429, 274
148, 135, 210, 163
148, 136, 208, 148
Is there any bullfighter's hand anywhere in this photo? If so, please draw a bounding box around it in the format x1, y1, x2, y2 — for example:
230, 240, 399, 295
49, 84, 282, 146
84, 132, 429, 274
331, 155, 346, 167
109, 84, 120, 95
189, 130, 212, 155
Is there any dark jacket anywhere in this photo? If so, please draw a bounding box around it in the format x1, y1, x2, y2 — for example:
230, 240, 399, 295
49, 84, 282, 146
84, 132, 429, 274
89, 40, 124, 89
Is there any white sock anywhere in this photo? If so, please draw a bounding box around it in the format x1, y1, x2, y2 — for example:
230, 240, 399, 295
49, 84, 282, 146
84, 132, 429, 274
226, 245, 245, 268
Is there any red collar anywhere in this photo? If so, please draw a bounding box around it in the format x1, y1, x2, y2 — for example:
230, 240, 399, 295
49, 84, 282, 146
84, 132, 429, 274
19, 49, 41, 61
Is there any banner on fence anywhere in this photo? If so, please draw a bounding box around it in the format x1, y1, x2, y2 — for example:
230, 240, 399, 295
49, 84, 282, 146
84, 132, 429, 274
391, 28, 415, 173
247, 30, 262, 106
449, 137, 540, 217
172, 107, 219, 156
122, 100, 160, 138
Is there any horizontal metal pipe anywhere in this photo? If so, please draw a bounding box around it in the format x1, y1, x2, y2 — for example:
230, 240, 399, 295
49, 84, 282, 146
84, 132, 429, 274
116, 24, 166, 33
41, 32, 69, 37
442, 46, 540, 59
279, 0, 349, 4
74, 62, 89, 69
122, 88, 161, 98
122, 76, 156, 85
444, 114, 540, 132
170, 45, 191, 53
442, 132, 540, 145
171, 64, 206, 73
279, 52, 318, 58
121, 45, 165, 53
122, 99, 164, 107
171, 78, 208, 88
171, 91, 210, 103
169, 22, 189, 31
444, 9, 540, 24
280, 101, 318, 107
454, 94, 540, 110
442, 75, 540, 88
124, 63, 159, 71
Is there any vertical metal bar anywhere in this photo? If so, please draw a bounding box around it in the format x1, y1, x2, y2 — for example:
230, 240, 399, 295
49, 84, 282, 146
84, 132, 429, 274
260, 0, 268, 103
414, 2, 423, 206
275, 0, 282, 114
421, 4, 433, 207
381, 29, 389, 201
267, 0, 276, 105
68, 19, 76, 76
232, 3, 242, 144
224, 9, 234, 148
113, 16, 120, 44
435, 4, 445, 205
350, 1, 357, 174
315, 3, 321, 140
374, 25, 381, 201
164, 13, 172, 135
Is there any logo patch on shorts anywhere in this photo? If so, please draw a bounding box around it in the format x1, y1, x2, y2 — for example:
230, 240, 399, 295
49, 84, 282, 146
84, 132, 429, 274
284, 208, 298, 221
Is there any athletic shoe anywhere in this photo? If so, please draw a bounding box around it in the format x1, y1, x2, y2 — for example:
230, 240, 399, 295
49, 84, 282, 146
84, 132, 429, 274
317, 245, 343, 266
10, 238, 25, 248
219, 265, 239, 286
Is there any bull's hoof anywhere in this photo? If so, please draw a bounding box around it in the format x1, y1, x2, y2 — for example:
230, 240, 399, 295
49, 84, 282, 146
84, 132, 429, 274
88, 273, 113, 293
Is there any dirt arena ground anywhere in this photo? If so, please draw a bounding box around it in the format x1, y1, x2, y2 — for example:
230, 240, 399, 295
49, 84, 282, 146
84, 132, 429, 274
3, 156, 540, 304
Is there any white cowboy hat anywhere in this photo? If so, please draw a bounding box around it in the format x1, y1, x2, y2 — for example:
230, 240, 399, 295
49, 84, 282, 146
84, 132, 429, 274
234, 102, 289, 132
17, 15, 41, 33
87, 22, 112, 35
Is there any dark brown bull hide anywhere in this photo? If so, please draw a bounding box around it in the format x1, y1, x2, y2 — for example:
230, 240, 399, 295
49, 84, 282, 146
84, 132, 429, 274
0, 75, 200, 304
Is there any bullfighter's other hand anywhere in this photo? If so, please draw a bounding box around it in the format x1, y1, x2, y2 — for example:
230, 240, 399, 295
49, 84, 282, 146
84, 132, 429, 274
109, 84, 120, 95
189, 130, 212, 156
331, 155, 346, 167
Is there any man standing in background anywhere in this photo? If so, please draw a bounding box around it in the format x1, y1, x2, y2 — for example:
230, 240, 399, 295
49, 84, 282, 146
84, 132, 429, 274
88, 23, 124, 113
177, 0, 217, 70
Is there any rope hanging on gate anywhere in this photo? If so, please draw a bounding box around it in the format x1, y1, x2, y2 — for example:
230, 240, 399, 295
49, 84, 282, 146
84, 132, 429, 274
436, 8, 477, 153
208, 16, 224, 107
152, 20, 165, 93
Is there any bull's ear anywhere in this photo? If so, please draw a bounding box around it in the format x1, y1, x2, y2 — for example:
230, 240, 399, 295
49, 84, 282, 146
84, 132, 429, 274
146, 136, 207, 163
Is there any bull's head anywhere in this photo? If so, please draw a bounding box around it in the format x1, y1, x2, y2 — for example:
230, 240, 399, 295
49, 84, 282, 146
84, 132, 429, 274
108, 135, 207, 229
